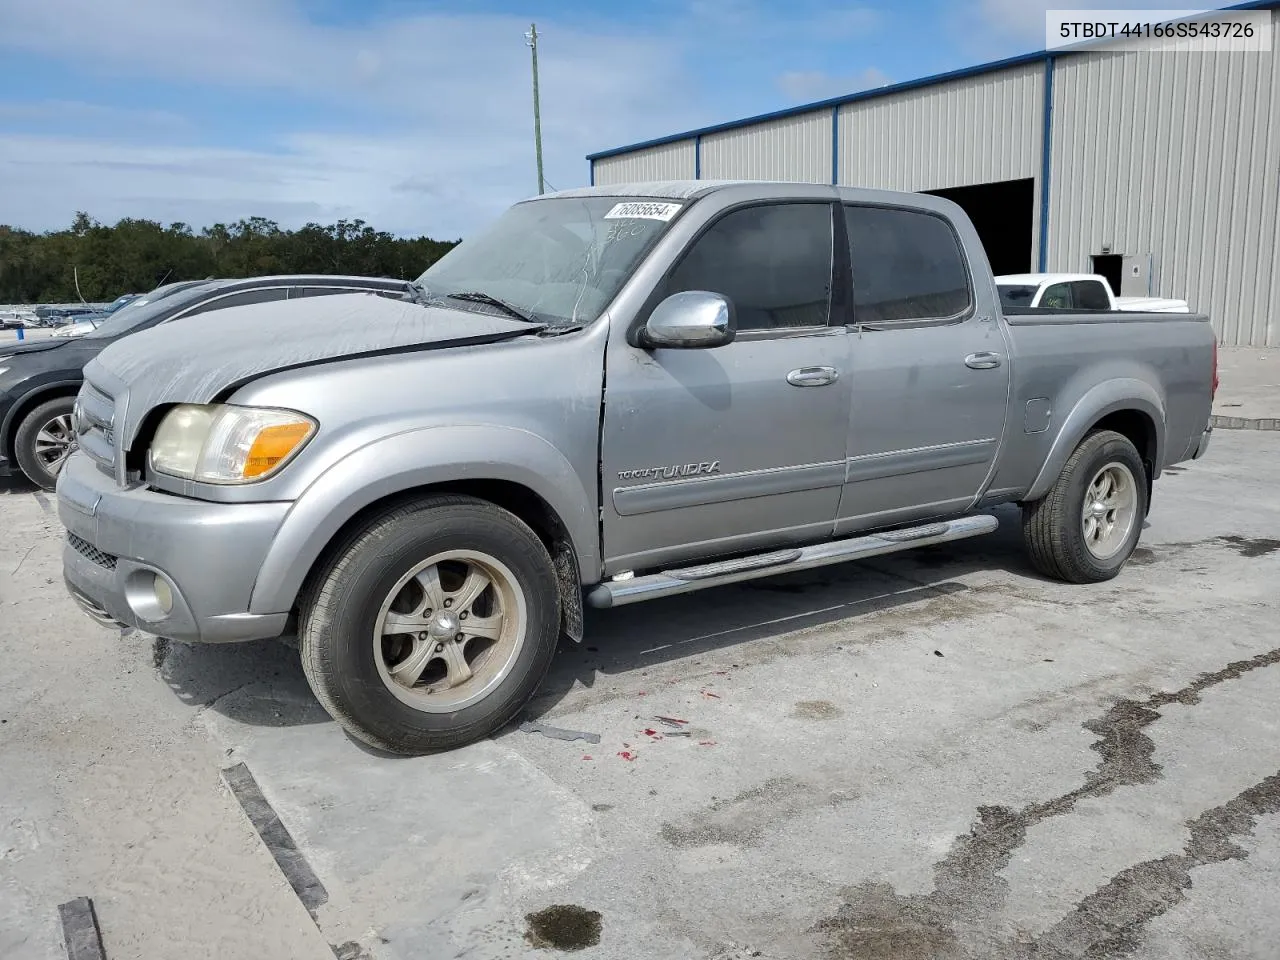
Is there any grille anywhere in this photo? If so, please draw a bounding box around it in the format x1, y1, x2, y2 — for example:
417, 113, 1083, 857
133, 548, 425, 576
76, 381, 117, 473
67, 532, 118, 570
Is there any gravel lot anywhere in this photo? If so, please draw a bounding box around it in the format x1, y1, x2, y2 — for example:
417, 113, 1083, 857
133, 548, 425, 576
2, 431, 1278, 960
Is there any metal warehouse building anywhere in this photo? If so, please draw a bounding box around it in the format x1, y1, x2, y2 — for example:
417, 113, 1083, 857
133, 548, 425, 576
588, 3, 1280, 347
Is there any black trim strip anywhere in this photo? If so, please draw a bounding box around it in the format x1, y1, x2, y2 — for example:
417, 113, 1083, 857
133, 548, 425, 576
222, 762, 329, 918
613, 460, 845, 516
58, 897, 106, 960
845, 439, 996, 482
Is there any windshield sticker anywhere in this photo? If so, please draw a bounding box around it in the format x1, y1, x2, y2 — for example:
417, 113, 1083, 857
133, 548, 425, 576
603, 201, 681, 222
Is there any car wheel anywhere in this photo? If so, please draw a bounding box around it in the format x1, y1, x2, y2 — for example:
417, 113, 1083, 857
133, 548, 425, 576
299, 495, 561, 754
1022, 429, 1147, 584
14, 397, 78, 491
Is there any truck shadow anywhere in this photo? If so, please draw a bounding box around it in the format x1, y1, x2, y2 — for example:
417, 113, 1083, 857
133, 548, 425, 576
157, 506, 1041, 733
527, 505, 1036, 718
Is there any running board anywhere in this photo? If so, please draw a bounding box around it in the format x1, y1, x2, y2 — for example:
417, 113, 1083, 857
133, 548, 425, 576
586, 514, 998, 609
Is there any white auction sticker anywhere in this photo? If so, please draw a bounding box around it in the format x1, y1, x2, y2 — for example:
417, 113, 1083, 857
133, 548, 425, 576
603, 201, 682, 221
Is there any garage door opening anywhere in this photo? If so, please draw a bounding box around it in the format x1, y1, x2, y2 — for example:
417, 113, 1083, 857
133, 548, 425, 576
922, 178, 1034, 276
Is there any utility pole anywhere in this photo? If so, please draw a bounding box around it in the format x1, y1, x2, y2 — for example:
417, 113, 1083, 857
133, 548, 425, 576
524, 23, 545, 194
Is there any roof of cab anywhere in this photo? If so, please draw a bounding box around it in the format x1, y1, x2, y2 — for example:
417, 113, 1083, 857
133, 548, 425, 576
996, 273, 1101, 286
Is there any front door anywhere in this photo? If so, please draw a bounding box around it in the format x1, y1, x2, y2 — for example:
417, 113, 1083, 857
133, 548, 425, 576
602, 201, 852, 574
835, 203, 1012, 534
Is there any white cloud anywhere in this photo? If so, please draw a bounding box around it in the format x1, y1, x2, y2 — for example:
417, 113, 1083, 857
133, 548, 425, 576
776, 67, 891, 102
0, 0, 707, 236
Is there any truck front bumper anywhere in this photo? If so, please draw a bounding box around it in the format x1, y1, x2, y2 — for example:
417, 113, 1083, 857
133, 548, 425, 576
57, 452, 293, 643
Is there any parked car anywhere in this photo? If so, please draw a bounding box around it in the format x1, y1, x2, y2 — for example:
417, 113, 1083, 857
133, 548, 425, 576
996, 273, 1190, 313
1, 314, 41, 330
52, 317, 104, 338
0, 275, 409, 489
58, 182, 1216, 755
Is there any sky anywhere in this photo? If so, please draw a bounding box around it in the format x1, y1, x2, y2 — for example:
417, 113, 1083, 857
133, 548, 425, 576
0, 0, 1187, 240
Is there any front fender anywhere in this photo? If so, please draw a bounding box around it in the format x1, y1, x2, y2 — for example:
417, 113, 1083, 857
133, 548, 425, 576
1024, 378, 1165, 502
248, 424, 599, 614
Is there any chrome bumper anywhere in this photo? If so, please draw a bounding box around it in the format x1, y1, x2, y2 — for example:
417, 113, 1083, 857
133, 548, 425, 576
57, 452, 293, 643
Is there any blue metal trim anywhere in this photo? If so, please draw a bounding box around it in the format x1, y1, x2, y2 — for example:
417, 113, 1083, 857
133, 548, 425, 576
694, 134, 701, 179
1037, 56, 1055, 272
584, 0, 1279, 162
830, 106, 839, 185
586, 50, 1050, 160
589, 161, 594, 187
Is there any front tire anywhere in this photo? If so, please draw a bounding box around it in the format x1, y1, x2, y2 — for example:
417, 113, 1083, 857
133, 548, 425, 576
299, 496, 561, 754
1022, 430, 1147, 583
14, 396, 77, 491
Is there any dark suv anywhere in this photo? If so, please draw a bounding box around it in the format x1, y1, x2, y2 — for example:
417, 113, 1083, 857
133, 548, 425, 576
0, 274, 410, 489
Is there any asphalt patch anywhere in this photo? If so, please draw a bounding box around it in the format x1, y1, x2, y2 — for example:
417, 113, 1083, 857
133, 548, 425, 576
816, 647, 1280, 959
1218, 535, 1280, 558
525, 905, 602, 951
793, 700, 843, 721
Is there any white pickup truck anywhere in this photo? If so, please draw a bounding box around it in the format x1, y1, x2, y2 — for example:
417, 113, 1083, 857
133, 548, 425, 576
996, 273, 1189, 314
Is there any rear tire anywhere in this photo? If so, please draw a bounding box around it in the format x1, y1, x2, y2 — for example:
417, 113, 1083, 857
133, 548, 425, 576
299, 495, 561, 754
1022, 429, 1147, 583
14, 396, 77, 491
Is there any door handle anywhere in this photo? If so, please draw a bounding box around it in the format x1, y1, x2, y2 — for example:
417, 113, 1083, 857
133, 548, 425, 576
964, 352, 1003, 370
786, 366, 840, 387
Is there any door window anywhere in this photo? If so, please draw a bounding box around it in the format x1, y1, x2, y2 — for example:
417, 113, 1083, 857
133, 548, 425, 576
665, 203, 833, 332
178, 287, 287, 318
1070, 280, 1112, 310
1039, 283, 1074, 309
844, 206, 972, 324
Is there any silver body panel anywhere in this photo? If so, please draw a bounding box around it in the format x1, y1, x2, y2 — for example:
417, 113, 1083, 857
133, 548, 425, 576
58, 181, 1216, 642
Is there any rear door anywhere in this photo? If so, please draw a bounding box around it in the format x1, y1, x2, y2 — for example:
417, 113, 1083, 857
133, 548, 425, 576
601, 201, 852, 573
835, 203, 1011, 534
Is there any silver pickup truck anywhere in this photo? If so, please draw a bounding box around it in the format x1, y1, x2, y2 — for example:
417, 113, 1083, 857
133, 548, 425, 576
57, 181, 1216, 754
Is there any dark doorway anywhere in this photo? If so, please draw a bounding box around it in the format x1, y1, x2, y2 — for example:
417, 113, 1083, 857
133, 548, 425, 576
1090, 254, 1123, 295
923, 178, 1034, 276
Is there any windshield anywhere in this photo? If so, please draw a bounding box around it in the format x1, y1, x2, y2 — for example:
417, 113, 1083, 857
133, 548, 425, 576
997, 284, 1039, 309
103, 295, 137, 315
416, 196, 686, 325
85, 282, 219, 339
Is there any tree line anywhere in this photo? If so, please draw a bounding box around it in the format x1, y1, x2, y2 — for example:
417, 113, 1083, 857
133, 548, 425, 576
0, 212, 459, 304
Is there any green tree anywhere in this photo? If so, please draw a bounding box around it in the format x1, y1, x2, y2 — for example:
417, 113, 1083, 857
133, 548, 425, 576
0, 213, 457, 304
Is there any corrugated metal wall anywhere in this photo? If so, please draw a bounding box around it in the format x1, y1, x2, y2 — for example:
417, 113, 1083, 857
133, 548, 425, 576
837, 61, 1045, 266
836, 63, 1044, 189
699, 110, 833, 182
1047, 9, 1280, 346
592, 139, 696, 185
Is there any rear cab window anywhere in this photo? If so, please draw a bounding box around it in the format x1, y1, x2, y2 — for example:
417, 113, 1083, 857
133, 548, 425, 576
1071, 280, 1113, 311
843, 205, 971, 325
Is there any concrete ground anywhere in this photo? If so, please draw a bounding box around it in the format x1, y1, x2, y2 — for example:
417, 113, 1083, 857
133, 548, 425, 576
1213, 347, 1280, 427
2, 432, 1279, 960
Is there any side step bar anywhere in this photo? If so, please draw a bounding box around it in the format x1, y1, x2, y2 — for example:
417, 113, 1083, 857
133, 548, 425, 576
586, 514, 998, 609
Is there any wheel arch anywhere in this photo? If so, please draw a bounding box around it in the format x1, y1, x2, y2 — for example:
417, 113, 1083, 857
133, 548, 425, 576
1024, 379, 1164, 504
1, 381, 82, 462
248, 427, 597, 643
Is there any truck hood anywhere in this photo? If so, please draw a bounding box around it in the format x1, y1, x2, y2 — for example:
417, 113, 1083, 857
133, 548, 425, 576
83, 292, 538, 449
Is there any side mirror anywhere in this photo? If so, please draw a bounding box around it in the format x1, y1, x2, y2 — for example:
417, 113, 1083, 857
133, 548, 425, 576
641, 291, 736, 349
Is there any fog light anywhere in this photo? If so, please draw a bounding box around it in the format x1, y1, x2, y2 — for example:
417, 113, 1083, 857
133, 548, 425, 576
153, 575, 174, 615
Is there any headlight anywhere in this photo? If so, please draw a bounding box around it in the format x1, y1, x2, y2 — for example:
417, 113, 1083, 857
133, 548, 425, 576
149, 403, 316, 483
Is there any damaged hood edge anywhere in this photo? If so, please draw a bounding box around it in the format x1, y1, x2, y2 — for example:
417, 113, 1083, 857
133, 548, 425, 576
83, 292, 539, 450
